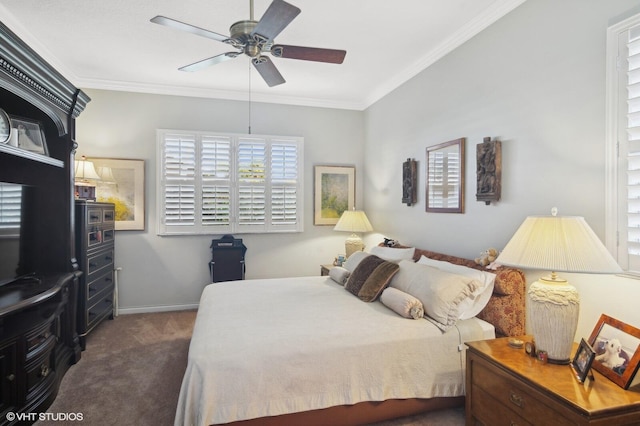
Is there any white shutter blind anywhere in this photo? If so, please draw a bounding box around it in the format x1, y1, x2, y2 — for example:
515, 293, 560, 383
0, 183, 22, 236
202, 136, 231, 227
162, 134, 196, 227
157, 130, 303, 235
271, 141, 298, 225
626, 25, 640, 271
237, 139, 266, 228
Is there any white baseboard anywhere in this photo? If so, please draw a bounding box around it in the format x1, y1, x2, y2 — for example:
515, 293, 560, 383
116, 303, 199, 315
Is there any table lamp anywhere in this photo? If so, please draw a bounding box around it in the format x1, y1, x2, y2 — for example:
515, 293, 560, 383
74, 155, 101, 200
334, 209, 373, 258
496, 208, 622, 364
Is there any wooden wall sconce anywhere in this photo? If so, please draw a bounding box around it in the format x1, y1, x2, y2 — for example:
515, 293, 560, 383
402, 158, 417, 206
476, 137, 501, 205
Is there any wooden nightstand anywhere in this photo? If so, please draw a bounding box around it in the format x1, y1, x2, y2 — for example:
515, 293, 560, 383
466, 337, 640, 425
320, 264, 333, 276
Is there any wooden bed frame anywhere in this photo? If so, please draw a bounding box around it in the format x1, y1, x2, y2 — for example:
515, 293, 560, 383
220, 246, 526, 426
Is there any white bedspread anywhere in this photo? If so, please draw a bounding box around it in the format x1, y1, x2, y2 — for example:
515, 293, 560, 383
175, 276, 492, 426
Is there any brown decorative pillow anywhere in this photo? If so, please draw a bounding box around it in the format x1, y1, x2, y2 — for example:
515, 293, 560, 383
345, 255, 386, 296
358, 261, 400, 302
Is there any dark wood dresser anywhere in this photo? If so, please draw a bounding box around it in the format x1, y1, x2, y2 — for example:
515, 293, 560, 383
75, 201, 115, 349
466, 337, 640, 425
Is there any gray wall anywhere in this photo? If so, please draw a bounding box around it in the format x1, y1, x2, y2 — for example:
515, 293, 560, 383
76, 90, 364, 311
363, 0, 640, 340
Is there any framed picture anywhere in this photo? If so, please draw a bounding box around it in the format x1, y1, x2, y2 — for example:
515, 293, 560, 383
314, 165, 355, 225
588, 314, 640, 389
90, 158, 145, 231
10, 116, 48, 156
571, 338, 596, 383
426, 138, 465, 213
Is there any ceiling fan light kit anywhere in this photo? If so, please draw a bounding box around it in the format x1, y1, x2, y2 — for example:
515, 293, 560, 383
151, 0, 346, 87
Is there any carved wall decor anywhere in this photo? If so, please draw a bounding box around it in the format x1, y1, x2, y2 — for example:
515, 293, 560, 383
402, 158, 417, 206
476, 136, 502, 205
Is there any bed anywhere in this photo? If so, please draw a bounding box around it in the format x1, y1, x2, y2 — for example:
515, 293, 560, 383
175, 246, 525, 426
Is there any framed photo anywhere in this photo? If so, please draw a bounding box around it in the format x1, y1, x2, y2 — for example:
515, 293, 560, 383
571, 338, 596, 383
10, 116, 48, 156
314, 165, 355, 225
90, 158, 145, 231
588, 314, 640, 389
426, 138, 465, 213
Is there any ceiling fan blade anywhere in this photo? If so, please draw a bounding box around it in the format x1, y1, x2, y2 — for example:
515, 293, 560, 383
251, 0, 301, 42
252, 56, 285, 87
150, 15, 229, 43
271, 45, 346, 64
179, 52, 240, 72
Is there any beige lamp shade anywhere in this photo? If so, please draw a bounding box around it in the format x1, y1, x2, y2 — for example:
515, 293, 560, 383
496, 215, 621, 275
74, 156, 101, 182
496, 210, 621, 364
334, 210, 373, 258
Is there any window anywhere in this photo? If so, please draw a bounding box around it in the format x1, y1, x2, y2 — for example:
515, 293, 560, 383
606, 13, 640, 273
157, 130, 303, 235
0, 183, 23, 237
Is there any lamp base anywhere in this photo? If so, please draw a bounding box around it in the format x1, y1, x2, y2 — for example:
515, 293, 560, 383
344, 234, 365, 258
528, 278, 579, 365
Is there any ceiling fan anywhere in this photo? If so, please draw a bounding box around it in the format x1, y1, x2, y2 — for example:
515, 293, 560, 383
150, 0, 347, 87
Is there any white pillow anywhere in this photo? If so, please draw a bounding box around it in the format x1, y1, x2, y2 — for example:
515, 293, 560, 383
328, 266, 350, 285
380, 287, 424, 319
368, 246, 415, 263
417, 255, 495, 320
389, 260, 483, 331
342, 251, 371, 273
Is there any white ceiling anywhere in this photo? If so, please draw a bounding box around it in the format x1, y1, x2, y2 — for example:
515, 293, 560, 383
0, 0, 525, 110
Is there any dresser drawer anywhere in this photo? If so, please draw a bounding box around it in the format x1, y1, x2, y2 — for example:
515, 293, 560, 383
24, 320, 56, 360
471, 384, 531, 426
86, 295, 113, 330
472, 357, 573, 426
87, 270, 114, 303
87, 249, 114, 275
25, 346, 54, 397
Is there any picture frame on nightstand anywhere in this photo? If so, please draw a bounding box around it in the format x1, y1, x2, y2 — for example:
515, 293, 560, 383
588, 314, 640, 389
571, 338, 595, 383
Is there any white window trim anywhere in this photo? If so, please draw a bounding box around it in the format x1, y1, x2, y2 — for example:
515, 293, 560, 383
156, 129, 304, 236
605, 12, 640, 273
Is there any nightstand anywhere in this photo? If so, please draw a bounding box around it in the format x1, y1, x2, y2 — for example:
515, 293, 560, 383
320, 264, 333, 276
466, 337, 640, 425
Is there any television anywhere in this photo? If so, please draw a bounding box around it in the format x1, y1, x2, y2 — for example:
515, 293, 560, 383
0, 182, 38, 287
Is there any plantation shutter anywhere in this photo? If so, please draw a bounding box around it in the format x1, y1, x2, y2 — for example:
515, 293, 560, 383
157, 130, 303, 235
201, 136, 232, 228
271, 141, 299, 226
626, 24, 640, 271
0, 183, 22, 235
162, 134, 197, 230
237, 138, 266, 231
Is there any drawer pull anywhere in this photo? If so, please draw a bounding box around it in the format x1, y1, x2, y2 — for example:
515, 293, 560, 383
40, 364, 50, 378
6, 373, 15, 381
509, 390, 524, 408
510, 422, 519, 426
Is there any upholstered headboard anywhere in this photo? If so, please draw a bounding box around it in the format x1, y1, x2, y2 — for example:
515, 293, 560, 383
390, 245, 526, 337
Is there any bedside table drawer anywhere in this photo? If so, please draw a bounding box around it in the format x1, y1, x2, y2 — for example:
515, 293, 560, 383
473, 358, 573, 426
471, 385, 531, 426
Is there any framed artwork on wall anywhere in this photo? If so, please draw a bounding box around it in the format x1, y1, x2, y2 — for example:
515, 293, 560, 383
426, 138, 465, 213
90, 157, 145, 231
314, 165, 355, 225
